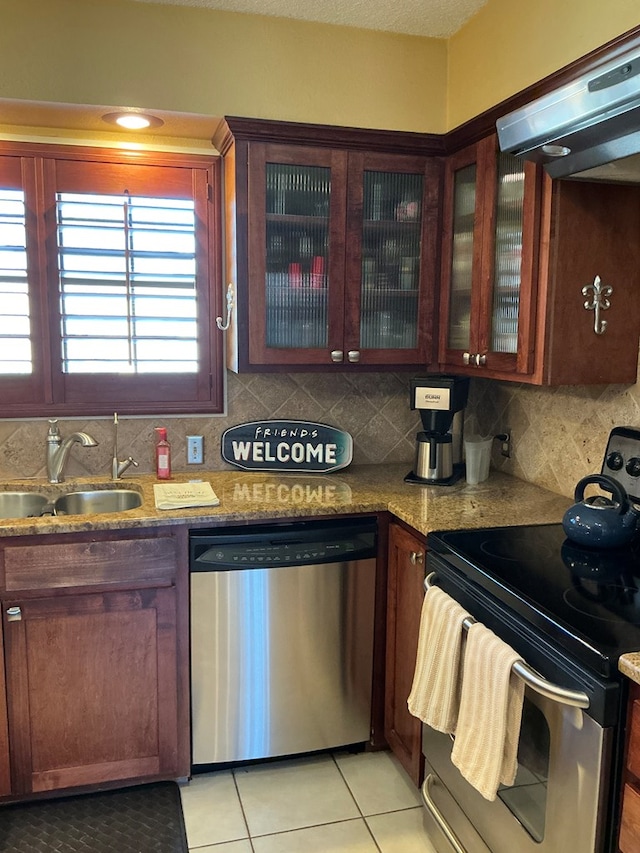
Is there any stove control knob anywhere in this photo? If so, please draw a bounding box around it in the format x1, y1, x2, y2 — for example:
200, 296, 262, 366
626, 456, 640, 477
606, 451, 624, 471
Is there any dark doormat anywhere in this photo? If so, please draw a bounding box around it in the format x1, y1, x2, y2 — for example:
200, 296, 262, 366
0, 781, 188, 853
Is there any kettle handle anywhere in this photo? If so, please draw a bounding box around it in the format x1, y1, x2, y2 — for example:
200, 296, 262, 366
574, 474, 628, 513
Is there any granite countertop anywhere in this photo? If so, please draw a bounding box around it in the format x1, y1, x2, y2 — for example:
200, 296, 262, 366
0, 463, 571, 538
6, 462, 639, 685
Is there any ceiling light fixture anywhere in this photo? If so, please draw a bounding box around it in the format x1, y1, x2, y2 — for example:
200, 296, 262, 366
102, 111, 164, 130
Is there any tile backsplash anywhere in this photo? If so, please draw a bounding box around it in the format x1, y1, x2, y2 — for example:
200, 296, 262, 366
2, 364, 639, 499
0, 372, 421, 482
466, 354, 640, 498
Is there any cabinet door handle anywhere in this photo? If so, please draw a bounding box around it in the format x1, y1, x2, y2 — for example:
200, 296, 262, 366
464, 352, 487, 367
330, 350, 343, 363
409, 551, 424, 565
6, 606, 22, 622
347, 350, 361, 363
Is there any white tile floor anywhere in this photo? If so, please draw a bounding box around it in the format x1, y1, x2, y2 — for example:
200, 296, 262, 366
180, 750, 439, 853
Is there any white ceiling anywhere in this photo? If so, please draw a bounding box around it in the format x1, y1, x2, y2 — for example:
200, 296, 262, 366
131, 0, 488, 39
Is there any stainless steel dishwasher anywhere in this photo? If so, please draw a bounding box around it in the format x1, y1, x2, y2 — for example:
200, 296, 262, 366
189, 517, 377, 767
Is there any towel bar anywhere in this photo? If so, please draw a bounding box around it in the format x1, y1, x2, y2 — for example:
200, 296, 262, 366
424, 572, 590, 710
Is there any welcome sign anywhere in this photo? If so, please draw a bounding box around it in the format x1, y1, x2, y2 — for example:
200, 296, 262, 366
221, 420, 353, 473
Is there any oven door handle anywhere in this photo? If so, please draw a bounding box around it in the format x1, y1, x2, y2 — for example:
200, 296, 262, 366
421, 774, 468, 853
424, 572, 590, 710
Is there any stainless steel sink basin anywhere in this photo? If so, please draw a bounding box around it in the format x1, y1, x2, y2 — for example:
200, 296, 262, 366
54, 489, 142, 516
0, 492, 49, 519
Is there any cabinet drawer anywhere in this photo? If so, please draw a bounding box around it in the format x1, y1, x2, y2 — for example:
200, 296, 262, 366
3, 536, 177, 591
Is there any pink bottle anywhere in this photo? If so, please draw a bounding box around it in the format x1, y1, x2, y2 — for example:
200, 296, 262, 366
155, 427, 172, 479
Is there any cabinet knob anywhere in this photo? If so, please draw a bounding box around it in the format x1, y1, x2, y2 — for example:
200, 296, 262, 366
347, 350, 361, 363
463, 352, 487, 367
330, 350, 344, 363
409, 551, 424, 565
6, 606, 22, 622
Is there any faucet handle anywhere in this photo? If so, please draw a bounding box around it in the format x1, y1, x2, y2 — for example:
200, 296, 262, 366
47, 419, 60, 435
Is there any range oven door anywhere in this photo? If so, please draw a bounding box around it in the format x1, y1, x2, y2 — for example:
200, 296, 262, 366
421, 683, 612, 853
420, 555, 616, 853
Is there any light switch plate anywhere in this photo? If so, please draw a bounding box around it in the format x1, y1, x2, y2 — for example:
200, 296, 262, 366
187, 435, 204, 464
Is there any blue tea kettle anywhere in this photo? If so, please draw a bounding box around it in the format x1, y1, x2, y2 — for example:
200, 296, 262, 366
562, 474, 640, 548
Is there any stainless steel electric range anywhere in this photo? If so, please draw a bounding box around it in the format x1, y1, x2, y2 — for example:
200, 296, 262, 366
421, 427, 640, 853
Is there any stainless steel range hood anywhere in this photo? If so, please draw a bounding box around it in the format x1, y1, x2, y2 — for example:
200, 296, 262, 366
496, 43, 640, 182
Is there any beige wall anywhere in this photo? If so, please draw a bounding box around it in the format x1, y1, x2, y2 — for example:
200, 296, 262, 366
448, 0, 640, 128
0, 0, 447, 135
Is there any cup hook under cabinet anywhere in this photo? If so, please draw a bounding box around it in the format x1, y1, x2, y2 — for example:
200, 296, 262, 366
216, 283, 234, 331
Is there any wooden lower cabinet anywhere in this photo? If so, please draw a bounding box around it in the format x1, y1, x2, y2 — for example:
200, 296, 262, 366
384, 521, 426, 786
0, 527, 188, 799
0, 623, 11, 798
618, 683, 640, 852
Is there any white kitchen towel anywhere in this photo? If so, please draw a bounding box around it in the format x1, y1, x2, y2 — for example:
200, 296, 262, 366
407, 586, 471, 734
451, 621, 525, 801
153, 482, 220, 510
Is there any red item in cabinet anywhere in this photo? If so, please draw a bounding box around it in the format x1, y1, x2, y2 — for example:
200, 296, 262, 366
311, 256, 325, 288
288, 262, 303, 288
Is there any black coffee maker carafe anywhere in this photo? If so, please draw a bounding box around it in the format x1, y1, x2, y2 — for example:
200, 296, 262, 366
405, 375, 469, 485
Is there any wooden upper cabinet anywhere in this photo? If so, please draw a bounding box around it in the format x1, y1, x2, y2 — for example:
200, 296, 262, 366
438, 133, 640, 386
533, 176, 640, 386
438, 134, 541, 380
215, 118, 443, 372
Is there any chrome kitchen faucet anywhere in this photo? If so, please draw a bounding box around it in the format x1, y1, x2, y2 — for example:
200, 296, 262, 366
111, 412, 139, 479
46, 419, 98, 484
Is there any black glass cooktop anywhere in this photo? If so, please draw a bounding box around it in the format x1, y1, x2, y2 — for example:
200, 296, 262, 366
427, 523, 640, 677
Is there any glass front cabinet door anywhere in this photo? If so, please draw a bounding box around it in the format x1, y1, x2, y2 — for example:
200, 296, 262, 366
438, 134, 541, 378
247, 143, 439, 367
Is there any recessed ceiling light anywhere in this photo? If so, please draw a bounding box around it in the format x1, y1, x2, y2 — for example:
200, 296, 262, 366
102, 112, 164, 130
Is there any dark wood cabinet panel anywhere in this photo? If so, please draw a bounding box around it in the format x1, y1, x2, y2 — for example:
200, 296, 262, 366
618, 683, 640, 852
0, 623, 11, 799
533, 177, 640, 386
3, 586, 179, 794
3, 535, 177, 592
384, 522, 426, 786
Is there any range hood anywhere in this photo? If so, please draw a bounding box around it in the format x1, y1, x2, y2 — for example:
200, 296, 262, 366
496, 43, 640, 182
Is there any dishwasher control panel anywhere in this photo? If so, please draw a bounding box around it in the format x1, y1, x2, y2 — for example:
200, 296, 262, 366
190, 518, 377, 570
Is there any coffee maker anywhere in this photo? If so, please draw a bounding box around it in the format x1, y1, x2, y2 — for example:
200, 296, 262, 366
405, 375, 469, 485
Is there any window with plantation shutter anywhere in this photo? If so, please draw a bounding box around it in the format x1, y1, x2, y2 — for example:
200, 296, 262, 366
56, 192, 199, 374
0, 188, 32, 374
0, 144, 223, 418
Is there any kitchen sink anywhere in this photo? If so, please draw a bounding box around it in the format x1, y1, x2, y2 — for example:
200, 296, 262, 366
53, 489, 143, 516
0, 492, 49, 519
